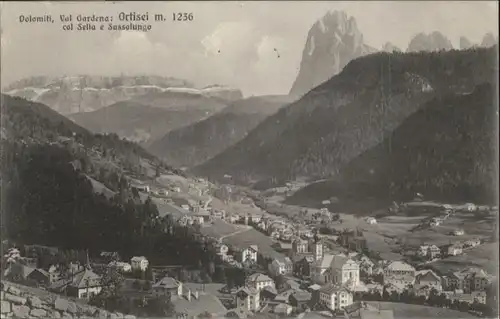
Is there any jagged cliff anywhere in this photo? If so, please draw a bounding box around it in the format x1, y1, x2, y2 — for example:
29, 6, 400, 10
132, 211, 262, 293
289, 10, 376, 96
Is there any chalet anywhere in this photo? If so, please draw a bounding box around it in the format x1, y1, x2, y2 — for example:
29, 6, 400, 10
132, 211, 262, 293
365, 217, 377, 225
130, 256, 149, 272
228, 214, 240, 224
245, 273, 275, 291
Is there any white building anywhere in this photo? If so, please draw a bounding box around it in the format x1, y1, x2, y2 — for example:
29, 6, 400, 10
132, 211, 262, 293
130, 256, 149, 272
246, 273, 275, 291
448, 244, 463, 256
319, 284, 353, 311
311, 254, 359, 288
365, 217, 377, 225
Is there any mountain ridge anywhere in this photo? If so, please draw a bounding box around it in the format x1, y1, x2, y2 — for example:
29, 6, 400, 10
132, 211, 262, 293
193, 47, 497, 187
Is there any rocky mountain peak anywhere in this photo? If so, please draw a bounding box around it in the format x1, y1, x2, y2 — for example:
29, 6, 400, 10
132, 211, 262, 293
289, 10, 374, 96
459, 36, 473, 50
481, 32, 497, 48
407, 31, 454, 52
382, 42, 401, 52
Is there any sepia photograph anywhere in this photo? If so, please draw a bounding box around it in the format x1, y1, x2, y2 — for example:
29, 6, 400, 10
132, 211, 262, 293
0, 1, 498, 319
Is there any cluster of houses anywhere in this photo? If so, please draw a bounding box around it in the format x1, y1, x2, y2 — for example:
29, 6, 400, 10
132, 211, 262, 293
1, 246, 154, 301
416, 237, 482, 260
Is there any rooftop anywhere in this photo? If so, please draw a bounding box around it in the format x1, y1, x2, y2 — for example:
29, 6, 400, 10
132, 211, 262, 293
247, 273, 273, 283
70, 268, 102, 288
153, 277, 181, 289
385, 261, 415, 272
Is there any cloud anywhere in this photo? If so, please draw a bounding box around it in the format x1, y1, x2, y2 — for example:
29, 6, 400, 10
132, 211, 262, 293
1, 1, 498, 96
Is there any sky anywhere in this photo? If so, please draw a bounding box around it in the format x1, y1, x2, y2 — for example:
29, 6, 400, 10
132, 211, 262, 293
1, 1, 498, 96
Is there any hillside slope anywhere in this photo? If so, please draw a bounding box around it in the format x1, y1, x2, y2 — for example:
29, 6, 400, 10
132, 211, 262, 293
288, 83, 497, 206
149, 95, 295, 167
193, 47, 497, 186
69, 91, 230, 144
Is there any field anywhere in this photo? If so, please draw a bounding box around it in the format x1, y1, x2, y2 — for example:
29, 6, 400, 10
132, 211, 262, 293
366, 302, 476, 319
222, 228, 285, 260
199, 220, 247, 238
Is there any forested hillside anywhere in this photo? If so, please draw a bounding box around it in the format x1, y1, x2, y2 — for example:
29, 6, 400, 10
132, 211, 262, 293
194, 47, 497, 187
0, 95, 217, 268
150, 95, 294, 167
288, 83, 497, 206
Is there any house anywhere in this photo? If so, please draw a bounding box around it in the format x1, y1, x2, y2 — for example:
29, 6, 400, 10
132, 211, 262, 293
319, 283, 353, 311
228, 215, 240, 223
237, 245, 258, 264
26, 268, 51, 286
130, 256, 149, 272
464, 203, 477, 212
383, 261, 415, 287
269, 257, 293, 276
463, 268, 492, 292
290, 291, 312, 311
66, 268, 102, 299
365, 217, 377, 225
415, 269, 442, 291
236, 286, 260, 312
453, 229, 465, 236
194, 210, 211, 224
447, 244, 463, 256
428, 245, 441, 259
48, 265, 61, 283
108, 261, 132, 273
273, 303, 293, 315
3, 262, 35, 281
246, 273, 275, 291
464, 238, 481, 248
152, 277, 183, 297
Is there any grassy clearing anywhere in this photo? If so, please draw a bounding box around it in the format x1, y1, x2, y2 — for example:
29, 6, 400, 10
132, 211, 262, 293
199, 220, 244, 238
222, 228, 285, 260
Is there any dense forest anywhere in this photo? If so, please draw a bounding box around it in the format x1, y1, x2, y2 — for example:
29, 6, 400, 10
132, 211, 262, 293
289, 83, 497, 206
194, 47, 497, 186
